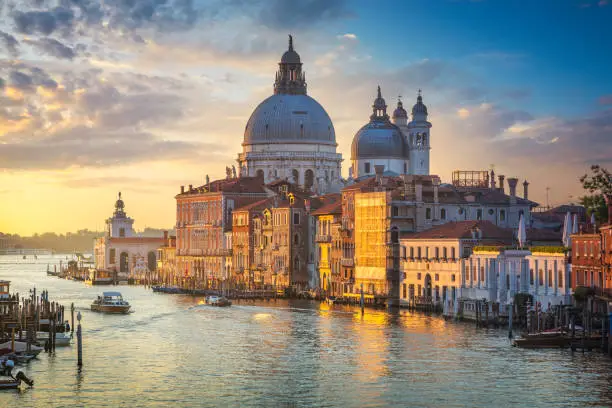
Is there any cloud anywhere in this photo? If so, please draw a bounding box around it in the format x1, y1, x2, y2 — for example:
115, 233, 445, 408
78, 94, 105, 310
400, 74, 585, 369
599, 94, 612, 105
0, 126, 215, 170
0, 30, 19, 58
24, 38, 76, 60
13, 7, 75, 36
256, 0, 352, 29
457, 107, 470, 118
338, 33, 357, 40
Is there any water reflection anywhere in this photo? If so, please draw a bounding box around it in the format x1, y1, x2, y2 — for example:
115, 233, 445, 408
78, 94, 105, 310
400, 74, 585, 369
0, 255, 611, 408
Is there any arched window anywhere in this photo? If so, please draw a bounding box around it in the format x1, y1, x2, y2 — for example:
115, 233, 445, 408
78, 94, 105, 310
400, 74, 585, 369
294, 234, 299, 245
451, 247, 456, 259
443, 247, 447, 259
304, 169, 314, 190
441, 208, 446, 220
530, 269, 534, 285
294, 256, 300, 271
548, 270, 553, 287
539, 269, 544, 285
435, 247, 439, 259
558, 270, 563, 287
147, 251, 156, 272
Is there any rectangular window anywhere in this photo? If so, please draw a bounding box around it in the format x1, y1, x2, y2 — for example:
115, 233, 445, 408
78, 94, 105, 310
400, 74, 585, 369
364, 162, 371, 173
539, 270, 544, 285
500, 210, 506, 221
119, 228, 125, 237
417, 272, 422, 280
477, 209, 483, 220
293, 213, 300, 225
109, 248, 116, 264
548, 270, 553, 287
558, 270, 563, 287
402, 284, 407, 298
426, 208, 432, 220
435, 274, 439, 281
530, 269, 534, 285
451, 274, 456, 282
409, 284, 415, 300
480, 267, 485, 281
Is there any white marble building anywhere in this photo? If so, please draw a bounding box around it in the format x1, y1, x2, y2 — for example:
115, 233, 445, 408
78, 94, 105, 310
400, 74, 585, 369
351, 88, 431, 179
94, 193, 164, 276
237, 36, 343, 194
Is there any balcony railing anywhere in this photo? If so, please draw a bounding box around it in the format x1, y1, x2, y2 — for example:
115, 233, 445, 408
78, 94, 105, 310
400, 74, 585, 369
315, 234, 332, 243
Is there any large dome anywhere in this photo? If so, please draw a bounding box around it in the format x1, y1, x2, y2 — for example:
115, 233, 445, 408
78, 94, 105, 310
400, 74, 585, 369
243, 94, 336, 146
351, 121, 407, 160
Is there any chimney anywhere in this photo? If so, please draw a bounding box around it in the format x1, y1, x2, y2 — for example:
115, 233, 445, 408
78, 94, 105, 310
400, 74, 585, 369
523, 180, 529, 200
180, 185, 185, 194
163, 230, 168, 245
490, 169, 496, 189
188, 184, 193, 192
498, 175, 505, 193
507, 178, 518, 197
374, 165, 385, 185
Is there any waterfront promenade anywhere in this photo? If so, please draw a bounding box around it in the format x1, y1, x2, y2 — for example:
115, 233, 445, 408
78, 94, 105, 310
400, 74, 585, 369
1, 254, 611, 408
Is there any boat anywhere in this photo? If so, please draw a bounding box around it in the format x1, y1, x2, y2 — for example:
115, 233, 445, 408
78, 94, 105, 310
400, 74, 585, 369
325, 296, 337, 305
0, 341, 44, 357
206, 295, 232, 307
34, 332, 72, 347
512, 331, 571, 349
91, 292, 131, 314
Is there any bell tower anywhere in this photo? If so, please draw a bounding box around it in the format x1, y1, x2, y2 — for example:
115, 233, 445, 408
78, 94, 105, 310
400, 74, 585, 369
408, 90, 432, 175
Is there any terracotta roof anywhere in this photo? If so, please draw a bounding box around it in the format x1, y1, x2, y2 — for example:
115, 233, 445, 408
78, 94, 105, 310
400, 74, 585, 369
178, 176, 267, 196
343, 175, 404, 192
526, 228, 562, 242
233, 197, 275, 212
311, 194, 342, 215
402, 220, 514, 241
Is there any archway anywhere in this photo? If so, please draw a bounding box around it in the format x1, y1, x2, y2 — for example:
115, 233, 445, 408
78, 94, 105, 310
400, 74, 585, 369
424, 274, 432, 298
147, 251, 156, 272
120, 252, 129, 273
304, 169, 314, 190
292, 169, 299, 184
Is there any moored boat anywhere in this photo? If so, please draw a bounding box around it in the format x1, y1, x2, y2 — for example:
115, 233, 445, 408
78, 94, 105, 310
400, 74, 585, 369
206, 295, 232, 307
512, 331, 571, 349
91, 292, 131, 314
0, 360, 34, 390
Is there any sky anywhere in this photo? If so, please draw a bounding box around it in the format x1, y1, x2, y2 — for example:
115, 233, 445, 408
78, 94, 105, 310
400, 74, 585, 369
0, 0, 611, 235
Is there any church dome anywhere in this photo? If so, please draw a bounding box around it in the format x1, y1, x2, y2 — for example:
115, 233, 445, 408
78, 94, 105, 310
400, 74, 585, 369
351, 121, 407, 159
393, 100, 407, 119
243, 94, 336, 145
351, 87, 408, 160
412, 91, 428, 116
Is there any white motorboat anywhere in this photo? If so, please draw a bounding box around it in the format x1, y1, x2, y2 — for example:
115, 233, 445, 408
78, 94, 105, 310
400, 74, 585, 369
34, 331, 72, 347
91, 292, 131, 314
206, 295, 232, 307
0, 341, 43, 357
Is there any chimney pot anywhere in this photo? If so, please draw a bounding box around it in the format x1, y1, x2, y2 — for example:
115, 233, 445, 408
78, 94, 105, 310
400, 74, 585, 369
180, 185, 185, 194
374, 165, 385, 185
498, 175, 505, 193
189, 184, 193, 192
523, 180, 529, 200
507, 177, 518, 197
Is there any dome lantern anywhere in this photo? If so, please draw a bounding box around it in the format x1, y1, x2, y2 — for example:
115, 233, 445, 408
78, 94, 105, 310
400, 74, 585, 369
411, 89, 428, 117
274, 35, 306, 95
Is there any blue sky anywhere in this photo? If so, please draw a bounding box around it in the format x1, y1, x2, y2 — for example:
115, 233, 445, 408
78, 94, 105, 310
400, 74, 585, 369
0, 0, 610, 233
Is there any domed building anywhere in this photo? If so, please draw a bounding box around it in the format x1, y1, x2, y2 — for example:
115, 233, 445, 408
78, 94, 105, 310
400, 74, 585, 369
351, 88, 431, 178
237, 36, 343, 194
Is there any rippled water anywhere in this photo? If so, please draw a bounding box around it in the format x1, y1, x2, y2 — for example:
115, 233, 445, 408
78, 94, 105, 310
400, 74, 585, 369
0, 254, 611, 407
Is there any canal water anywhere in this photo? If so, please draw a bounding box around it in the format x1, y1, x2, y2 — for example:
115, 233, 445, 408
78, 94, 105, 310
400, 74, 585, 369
1, 254, 611, 407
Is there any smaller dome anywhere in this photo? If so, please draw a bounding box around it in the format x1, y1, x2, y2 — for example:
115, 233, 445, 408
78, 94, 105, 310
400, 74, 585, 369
281, 49, 301, 64
351, 121, 408, 160
393, 100, 407, 119
412, 92, 428, 116
281, 35, 301, 64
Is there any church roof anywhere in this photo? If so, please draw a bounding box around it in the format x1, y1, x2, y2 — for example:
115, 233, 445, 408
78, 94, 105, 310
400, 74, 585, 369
402, 220, 513, 241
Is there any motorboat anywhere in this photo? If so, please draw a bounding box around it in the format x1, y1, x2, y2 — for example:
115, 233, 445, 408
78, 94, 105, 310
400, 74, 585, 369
0, 341, 43, 357
206, 295, 232, 307
34, 331, 72, 347
512, 331, 571, 349
91, 292, 131, 314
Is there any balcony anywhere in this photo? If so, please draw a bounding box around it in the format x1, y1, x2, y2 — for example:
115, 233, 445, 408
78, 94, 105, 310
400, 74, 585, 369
341, 258, 354, 267
315, 234, 332, 243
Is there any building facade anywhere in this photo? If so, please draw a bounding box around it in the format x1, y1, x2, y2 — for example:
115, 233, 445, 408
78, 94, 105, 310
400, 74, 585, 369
94, 193, 164, 278
312, 194, 342, 296
175, 176, 268, 289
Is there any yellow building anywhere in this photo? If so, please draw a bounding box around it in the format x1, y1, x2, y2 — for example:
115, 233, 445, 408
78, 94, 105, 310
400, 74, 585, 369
354, 190, 391, 295
312, 194, 342, 295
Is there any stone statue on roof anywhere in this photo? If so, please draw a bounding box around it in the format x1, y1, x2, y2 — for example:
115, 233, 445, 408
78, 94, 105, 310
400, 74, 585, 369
232, 165, 237, 179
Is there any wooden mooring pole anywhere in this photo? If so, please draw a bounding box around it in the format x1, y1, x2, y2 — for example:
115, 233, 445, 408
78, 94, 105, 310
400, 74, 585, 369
77, 311, 83, 366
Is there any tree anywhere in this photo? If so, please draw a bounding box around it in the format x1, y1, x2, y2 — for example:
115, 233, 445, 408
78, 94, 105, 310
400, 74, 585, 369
579, 165, 612, 223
